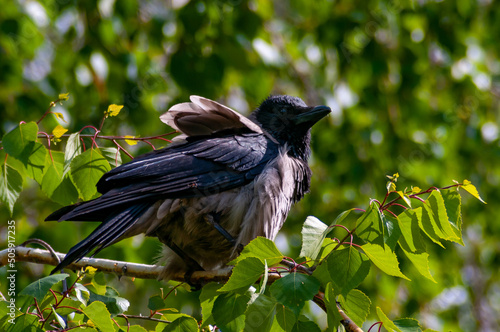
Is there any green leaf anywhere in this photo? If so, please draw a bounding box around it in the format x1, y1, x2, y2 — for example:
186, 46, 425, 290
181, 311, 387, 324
83, 301, 115, 331
70, 148, 111, 200
54, 297, 84, 315
41, 150, 79, 206
244, 293, 277, 332
397, 209, 425, 253
272, 304, 297, 332
220, 257, 265, 292
416, 205, 444, 248
229, 236, 283, 266
326, 246, 370, 297
300, 216, 328, 260
381, 214, 402, 250
200, 283, 222, 327
393, 318, 423, 332
269, 273, 320, 317
425, 190, 460, 243
311, 259, 330, 287
0, 163, 23, 215
89, 290, 129, 315
74, 283, 90, 305
338, 289, 371, 327
25, 142, 47, 184
19, 274, 69, 302
460, 179, 486, 203
100, 147, 122, 167
376, 306, 402, 332
323, 282, 343, 330
400, 249, 436, 282
161, 316, 199, 332
4, 312, 41, 332
2, 122, 38, 159
63, 132, 82, 176
396, 191, 412, 208
50, 176, 79, 206
148, 295, 166, 311
356, 203, 384, 246
51, 305, 66, 329
361, 244, 409, 280
41, 151, 64, 197
212, 292, 249, 332
292, 316, 321, 332
442, 189, 464, 245
59, 92, 70, 101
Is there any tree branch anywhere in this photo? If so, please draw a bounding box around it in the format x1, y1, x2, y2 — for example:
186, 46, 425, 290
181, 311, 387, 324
0, 246, 238, 283
1, 244, 364, 331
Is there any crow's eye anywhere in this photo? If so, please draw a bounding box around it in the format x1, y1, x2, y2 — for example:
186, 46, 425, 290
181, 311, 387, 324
280, 108, 287, 114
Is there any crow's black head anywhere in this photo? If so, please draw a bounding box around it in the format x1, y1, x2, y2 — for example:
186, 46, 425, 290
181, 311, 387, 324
250, 95, 331, 160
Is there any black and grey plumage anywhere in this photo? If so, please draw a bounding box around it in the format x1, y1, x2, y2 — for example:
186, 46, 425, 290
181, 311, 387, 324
46, 95, 330, 280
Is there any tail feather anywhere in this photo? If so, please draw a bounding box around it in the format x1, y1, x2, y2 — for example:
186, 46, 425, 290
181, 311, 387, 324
51, 203, 151, 274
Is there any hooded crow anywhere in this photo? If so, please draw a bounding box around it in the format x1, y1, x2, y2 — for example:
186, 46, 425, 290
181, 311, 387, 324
46, 95, 330, 280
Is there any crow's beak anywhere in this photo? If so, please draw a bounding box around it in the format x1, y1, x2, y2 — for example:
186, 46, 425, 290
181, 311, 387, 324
293, 105, 331, 128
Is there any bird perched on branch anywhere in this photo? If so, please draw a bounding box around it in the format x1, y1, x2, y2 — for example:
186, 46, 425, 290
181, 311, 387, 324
46, 95, 330, 280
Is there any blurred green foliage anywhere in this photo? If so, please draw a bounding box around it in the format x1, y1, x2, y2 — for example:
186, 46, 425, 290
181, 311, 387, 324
0, 0, 498, 330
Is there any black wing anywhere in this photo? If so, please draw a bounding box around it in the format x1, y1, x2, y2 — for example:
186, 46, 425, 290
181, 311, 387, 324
46, 133, 278, 222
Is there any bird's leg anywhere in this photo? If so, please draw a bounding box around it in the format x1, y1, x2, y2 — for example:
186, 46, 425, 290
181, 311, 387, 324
205, 212, 244, 253
157, 233, 204, 289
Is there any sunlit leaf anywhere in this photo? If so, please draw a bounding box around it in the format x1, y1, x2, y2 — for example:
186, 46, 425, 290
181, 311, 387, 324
124, 135, 138, 145
376, 307, 402, 332
397, 209, 426, 253
219, 257, 265, 292
338, 289, 371, 327
58, 92, 70, 101
52, 112, 67, 122
300, 216, 328, 260
460, 179, 486, 204
69, 148, 111, 200
396, 191, 412, 207
361, 243, 409, 280
52, 125, 68, 138
442, 189, 463, 245
229, 236, 283, 266
356, 203, 384, 246
63, 132, 82, 177
106, 104, 124, 117
400, 248, 436, 282
425, 190, 460, 242
83, 301, 114, 331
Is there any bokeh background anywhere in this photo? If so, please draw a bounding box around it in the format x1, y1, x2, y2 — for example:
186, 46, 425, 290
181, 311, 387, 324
1, 0, 499, 330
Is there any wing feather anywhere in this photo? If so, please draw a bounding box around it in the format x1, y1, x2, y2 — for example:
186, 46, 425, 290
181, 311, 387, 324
47, 133, 278, 222
160, 96, 263, 136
